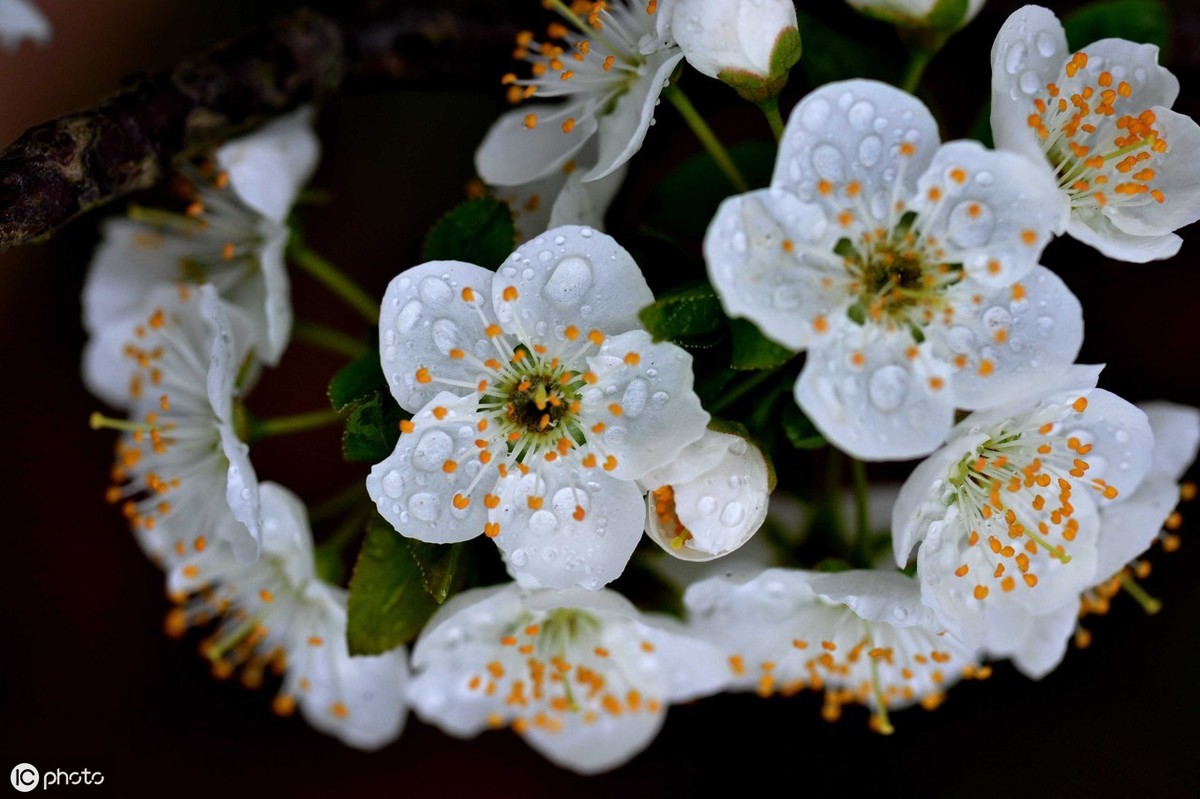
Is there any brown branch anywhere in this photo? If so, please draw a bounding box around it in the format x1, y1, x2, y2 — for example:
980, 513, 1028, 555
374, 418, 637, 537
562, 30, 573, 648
0, 4, 516, 252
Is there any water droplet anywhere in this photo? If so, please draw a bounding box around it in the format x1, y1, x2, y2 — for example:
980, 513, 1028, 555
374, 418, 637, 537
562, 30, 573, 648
945, 325, 976, 354
648, 391, 670, 411
720, 501, 745, 527
800, 97, 831, 131
947, 201, 996, 249
412, 430, 454, 471
848, 100, 875, 132
731, 230, 747, 253
1035, 30, 1058, 58
408, 492, 440, 522
1005, 41, 1027, 74
892, 606, 909, 621
383, 470, 404, 498
580, 227, 593, 238
542, 547, 558, 562
1134, 66, 1147, 84
529, 510, 558, 535
1037, 315, 1055, 333
811, 143, 846, 182
542, 256, 592, 306
728, 438, 747, 456
622, 378, 648, 417
868, 365, 910, 412
431, 318, 461, 355
510, 548, 529, 567
982, 306, 1012, 333
396, 300, 424, 334
419, 277, 452, 306
1019, 70, 1041, 95
976, 171, 994, 186
858, 135, 882, 167
1115, 429, 1130, 444
697, 495, 718, 515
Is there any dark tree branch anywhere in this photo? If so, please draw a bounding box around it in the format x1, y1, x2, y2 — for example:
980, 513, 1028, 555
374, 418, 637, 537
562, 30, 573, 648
0, 5, 515, 252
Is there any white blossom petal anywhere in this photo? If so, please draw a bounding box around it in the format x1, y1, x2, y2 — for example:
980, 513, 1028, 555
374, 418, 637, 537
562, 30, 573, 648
945, 266, 1084, 410
366, 392, 491, 544
0, 0, 49, 49
492, 468, 645, 590
989, 5, 1070, 165
1104, 106, 1200, 237
1066, 212, 1182, 262
1141, 402, 1200, 479
476, 103, 597, 186
379, 261, 495, 413
585, 51, 683, 182
493, 226, 653, 341
981, 601, 1076, 679
580, 329, 709, 480
796, 325, 955, 461
216, 106, 321, 224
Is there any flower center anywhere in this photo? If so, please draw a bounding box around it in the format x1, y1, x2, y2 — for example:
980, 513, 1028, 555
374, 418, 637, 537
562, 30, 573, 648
840, 220, 962, 328
945, 395, 1123, 601
1027, 51, 1168, 213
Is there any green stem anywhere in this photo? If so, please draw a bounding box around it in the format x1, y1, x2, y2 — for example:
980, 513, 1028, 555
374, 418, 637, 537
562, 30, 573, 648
664, 85, 750, 193
292, 320, 368, 359
760, 96, 785, 143
824, 448, 848, 546
851, 458, 871, 566
900, 45, 936, 95
318, 504, 372, 556
288, 236, 379, 324
1119, 572, 1162, 615
250, 408, 343, 441
707, 368, 780, 415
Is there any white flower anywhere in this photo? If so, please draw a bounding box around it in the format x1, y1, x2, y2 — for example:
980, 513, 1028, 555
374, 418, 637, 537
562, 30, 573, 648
892, 365, 1156, 647
367, 225, 709, 591
639, 427, 771, 561
0, 0, 49, 49
475, 0, 682, 186
705, 79, 1077, 460
658, 0, 800, 100
990, 5, 1200, 262
95, 284, 264, 564
684, 568, 984, 731
407, 582, 727, 774
495, 137, 629, 243
82, 107, 319, 403
983, 401, 1200, 678
166, 482, 409, 750
844, 0, 986, 31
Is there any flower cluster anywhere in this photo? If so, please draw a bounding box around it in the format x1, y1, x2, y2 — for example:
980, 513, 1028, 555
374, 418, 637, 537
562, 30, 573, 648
69, 0, 1199, 779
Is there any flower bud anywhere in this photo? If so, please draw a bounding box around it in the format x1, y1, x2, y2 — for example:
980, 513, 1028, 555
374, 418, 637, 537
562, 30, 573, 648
843, 0, 986, 32
662, 0, 801, 103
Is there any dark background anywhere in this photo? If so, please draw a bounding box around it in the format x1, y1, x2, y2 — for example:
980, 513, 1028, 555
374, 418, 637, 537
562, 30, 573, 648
1, 0, 1198, 796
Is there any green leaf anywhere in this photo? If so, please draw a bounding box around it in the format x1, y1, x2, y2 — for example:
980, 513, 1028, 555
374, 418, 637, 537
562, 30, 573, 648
796, 10, 898, 88
346, 515, 440, 655
422, 197, 516, 269
1064, 0, 1169, 52
782, 403, 826, 450
328, 351, 387, 412
729, 318, 794, 370
638, 283, 726, 343
643, 141, 776, 239
342, 393, 404, 463
406, 540, 465, 604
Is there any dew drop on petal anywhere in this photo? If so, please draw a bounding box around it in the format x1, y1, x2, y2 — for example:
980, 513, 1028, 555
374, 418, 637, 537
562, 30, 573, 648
947, 202, 996, 249
867, 365, 910, 412
982, 306, 1012, 333
622, 378, 648, 417
383, 470, 404, 498
542, 256, 592, 305
945, 325, 976, 354
412, 430, 454, 471
812, 144, 846, 182
697, 495, 718, 515
510, 548, 529, 567
419, 277, 453, 306
801, 97, 832, 131
396, 300, 423, 334
529, 510, 558, 535
720, 501, 745, 527
1035, 30, 1058, 57
1019, 70, 1042, 95
649, 391, 670, 409
431, 318, 461, 355
408, 492, 440, 522
858, 135, 882, 168
1005, 41, 1027, 74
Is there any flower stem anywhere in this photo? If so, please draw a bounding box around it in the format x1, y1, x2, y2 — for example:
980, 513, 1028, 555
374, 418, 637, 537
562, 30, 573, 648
664, 85, 750, 193
310, 482, 370, 524
707, 368, 780, 415
851, 458, 871, 566
760, 96, 785, 143
900, 45, 937, 95
292, 320, 368, 359
288, 235, 379, 325
249, 408, 343, 441
1119, 572, 1162, 615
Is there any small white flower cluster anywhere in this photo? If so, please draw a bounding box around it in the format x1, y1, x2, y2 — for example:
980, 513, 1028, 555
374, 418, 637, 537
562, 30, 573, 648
81, 111, 410, 751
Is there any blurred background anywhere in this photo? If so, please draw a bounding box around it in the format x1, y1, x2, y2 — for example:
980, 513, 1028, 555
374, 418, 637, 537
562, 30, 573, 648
1, 0, 1197, 795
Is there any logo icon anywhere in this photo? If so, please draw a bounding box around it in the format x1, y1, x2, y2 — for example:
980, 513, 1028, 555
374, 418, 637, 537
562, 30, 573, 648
9, 764, 38, 793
